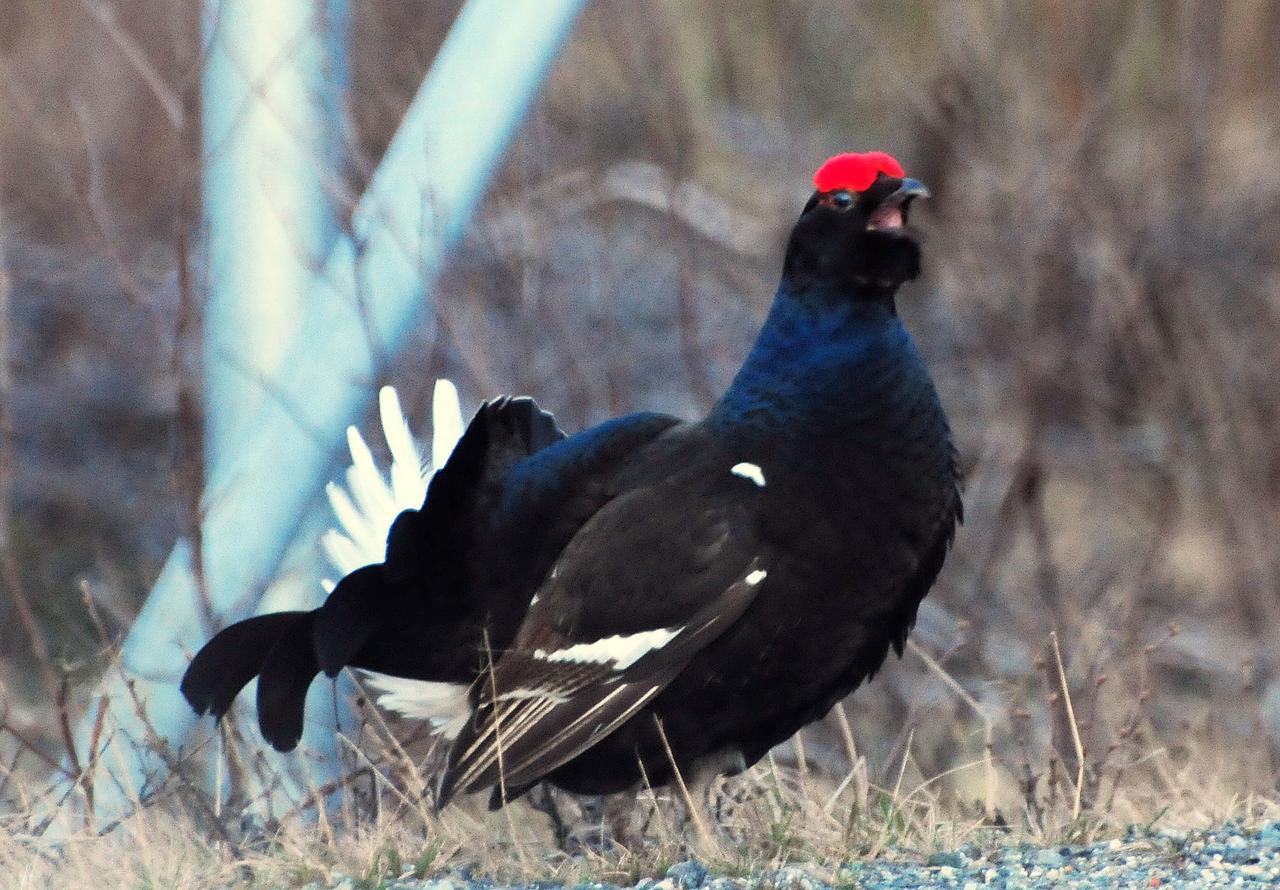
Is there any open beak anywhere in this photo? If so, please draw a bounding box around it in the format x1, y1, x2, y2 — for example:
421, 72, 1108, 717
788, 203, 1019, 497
895, 178, 930, 200
866, 178, 930, 231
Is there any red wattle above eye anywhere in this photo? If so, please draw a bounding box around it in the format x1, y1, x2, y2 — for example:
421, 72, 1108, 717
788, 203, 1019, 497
812, 151, 905, 193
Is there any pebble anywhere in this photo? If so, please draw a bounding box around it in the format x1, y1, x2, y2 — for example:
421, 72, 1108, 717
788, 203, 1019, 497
318, 821, 1280, 890
666, 862, 708, 889
1030, 847, 1063, 868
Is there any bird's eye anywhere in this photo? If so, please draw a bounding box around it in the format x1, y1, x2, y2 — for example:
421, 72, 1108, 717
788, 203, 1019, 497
829, 191, 854, 210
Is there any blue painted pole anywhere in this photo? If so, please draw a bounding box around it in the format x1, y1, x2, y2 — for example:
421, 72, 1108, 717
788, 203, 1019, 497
200, 0, 353, 802
202, 0, 351, 468
63, 0, 588, 826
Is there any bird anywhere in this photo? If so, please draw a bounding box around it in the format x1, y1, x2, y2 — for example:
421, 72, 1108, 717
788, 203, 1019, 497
180, 150, 962, 812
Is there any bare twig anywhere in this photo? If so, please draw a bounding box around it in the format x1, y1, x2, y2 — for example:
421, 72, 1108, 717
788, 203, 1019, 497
635, 754, 676, 850
0, 719, 73, 778
173, 216, 213, 628
81, 694, 109, 825
0, 222, 85, 804
78, 0, 185, 129
1050, 631, 1086, 821
870, 726, 915, 858
653, 714, 716, 854
907, 639, 998, 818
832, 701, 860, 771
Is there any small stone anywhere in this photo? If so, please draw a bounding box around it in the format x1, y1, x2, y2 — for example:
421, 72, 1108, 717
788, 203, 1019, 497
1031, 848, 1063, 868
417, 880, 459, 890
666, 862, 709, 890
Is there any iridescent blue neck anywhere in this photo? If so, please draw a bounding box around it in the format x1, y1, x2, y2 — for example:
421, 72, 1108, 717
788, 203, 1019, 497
709, 281, 926, 435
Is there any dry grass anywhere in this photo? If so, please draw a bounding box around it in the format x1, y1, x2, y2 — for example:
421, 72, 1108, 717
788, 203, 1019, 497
2, 1, 1280, 883
1, 637, 1277, 889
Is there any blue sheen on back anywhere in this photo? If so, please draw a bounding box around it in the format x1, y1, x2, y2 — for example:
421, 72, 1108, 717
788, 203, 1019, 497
499, 411, 678, 511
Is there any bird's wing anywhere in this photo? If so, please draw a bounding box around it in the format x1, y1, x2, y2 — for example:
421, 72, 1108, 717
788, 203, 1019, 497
889, 451, 963, 657
437, 478, 767, 806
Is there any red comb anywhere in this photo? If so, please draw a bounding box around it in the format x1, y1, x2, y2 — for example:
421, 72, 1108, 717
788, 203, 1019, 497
812, 151, 905, 193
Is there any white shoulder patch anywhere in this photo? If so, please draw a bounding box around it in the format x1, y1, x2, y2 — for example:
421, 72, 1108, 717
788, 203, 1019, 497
746, 568, 768, 586
359, 673, 470, 739
534, 626, 684, 670
731, 462, 766, 487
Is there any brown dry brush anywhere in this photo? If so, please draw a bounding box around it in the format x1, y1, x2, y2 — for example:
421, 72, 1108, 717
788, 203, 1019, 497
0, 1, 1279, 874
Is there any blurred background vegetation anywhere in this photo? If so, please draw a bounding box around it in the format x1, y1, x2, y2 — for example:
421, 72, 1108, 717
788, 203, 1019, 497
2, 0, 1279, 827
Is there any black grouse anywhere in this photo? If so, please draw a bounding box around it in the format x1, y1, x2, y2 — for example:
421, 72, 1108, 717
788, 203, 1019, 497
181, 150, 962, 810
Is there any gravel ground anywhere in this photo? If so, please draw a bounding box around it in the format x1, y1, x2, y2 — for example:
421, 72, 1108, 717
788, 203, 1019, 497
312, 822, 1280, 890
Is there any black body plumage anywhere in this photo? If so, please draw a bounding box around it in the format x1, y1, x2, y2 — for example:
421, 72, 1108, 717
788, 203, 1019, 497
180, 158, 961, 807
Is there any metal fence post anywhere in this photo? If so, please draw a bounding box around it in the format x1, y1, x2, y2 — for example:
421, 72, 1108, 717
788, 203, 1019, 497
60, 0, 588, 828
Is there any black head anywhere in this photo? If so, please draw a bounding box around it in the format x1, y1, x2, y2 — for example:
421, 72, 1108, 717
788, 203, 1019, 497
783, 151, 929, 297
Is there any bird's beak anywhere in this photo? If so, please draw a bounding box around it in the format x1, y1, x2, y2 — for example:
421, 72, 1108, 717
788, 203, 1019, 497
866, 178, 930, 232
894, 178, 930, 200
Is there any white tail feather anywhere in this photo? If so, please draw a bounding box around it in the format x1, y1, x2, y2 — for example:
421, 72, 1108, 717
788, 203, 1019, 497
360, 673, 469, 739
379, 386, 428, 508
344, 427, 399, 532
432, 379, 465, 470
324, 381, 467, 735
325, 482, 383, 562
319, 529, 366, 582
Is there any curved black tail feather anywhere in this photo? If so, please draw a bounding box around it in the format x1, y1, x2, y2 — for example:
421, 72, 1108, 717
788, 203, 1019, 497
256, 611, 321, 751
180, 611, 310, 721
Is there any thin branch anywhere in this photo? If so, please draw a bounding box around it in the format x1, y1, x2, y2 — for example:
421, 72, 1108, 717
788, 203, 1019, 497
0, 221, 84, 790
78, 0, 185, 130
653, 714, 716, 853
1050, 631, 1086, 821
907, 639, 998, 818
870, 726, 914, 859
0, 719, 73, 778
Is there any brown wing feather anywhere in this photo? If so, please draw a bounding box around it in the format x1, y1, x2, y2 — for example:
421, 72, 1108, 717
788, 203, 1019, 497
436, 560, 764, 807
